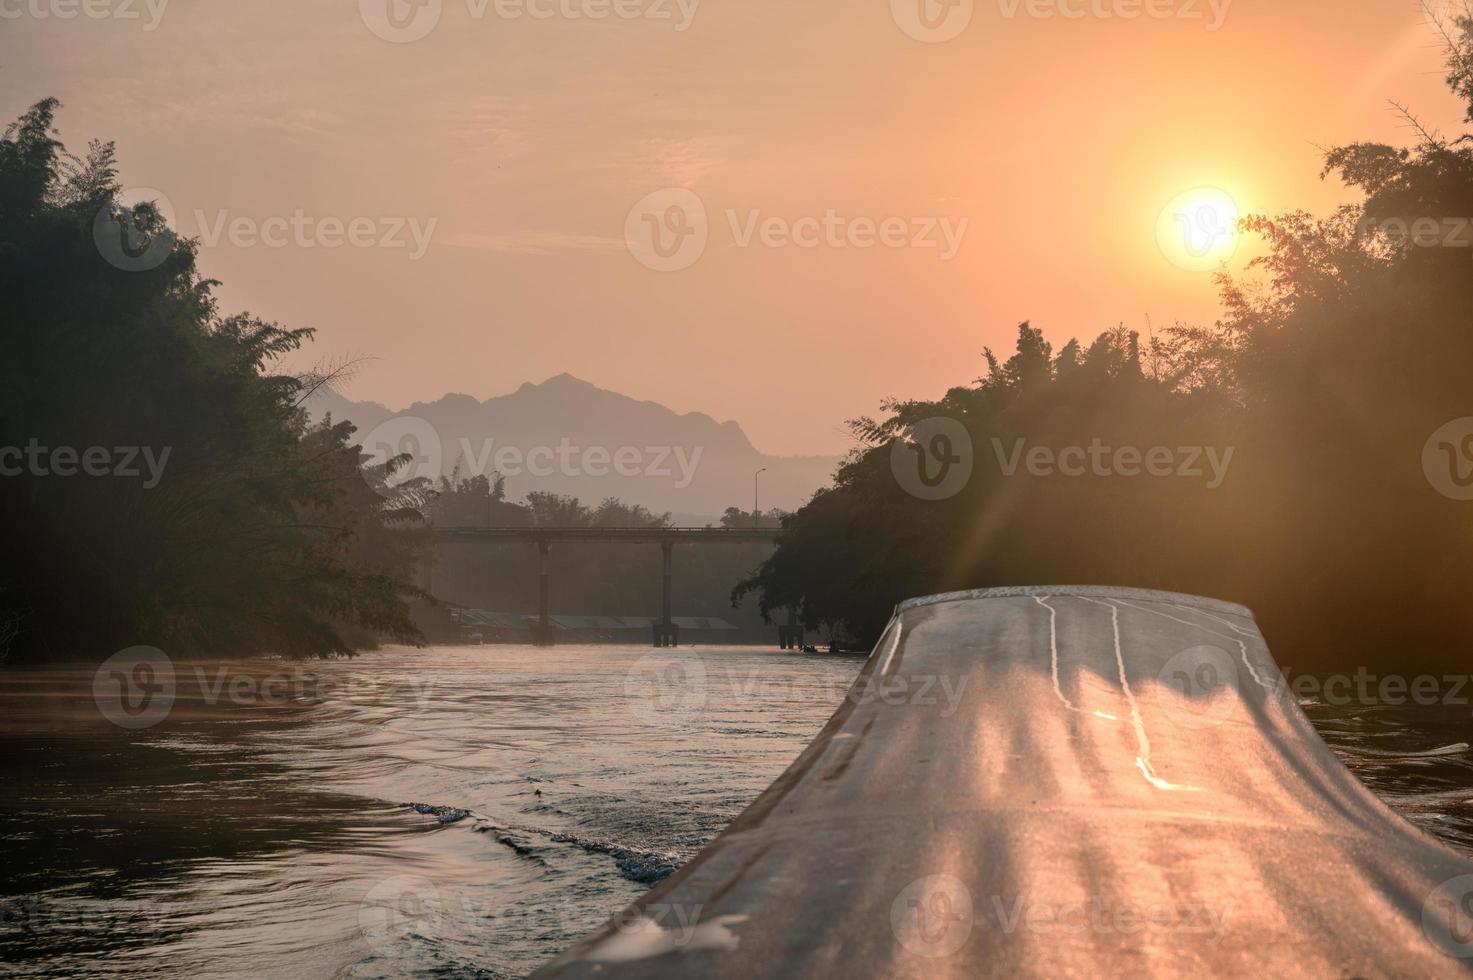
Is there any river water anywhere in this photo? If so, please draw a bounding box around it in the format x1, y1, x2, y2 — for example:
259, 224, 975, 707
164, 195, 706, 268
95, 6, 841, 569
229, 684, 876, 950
3, 644, 1472, 978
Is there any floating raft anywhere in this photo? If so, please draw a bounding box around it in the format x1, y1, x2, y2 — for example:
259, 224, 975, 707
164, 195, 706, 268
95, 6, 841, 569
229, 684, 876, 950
534, 586, 1473, 977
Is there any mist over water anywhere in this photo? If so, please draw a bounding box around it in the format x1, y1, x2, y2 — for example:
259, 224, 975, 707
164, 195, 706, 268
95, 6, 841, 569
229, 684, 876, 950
3, 646, 1470, 978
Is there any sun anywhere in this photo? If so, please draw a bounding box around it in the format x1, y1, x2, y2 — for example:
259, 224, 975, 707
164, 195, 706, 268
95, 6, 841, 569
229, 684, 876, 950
1154, 186, 1242, 274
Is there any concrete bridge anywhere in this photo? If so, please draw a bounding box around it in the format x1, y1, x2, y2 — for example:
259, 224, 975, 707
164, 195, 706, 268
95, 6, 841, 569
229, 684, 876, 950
534, 585, 1473, 977
432, 526, 801, 647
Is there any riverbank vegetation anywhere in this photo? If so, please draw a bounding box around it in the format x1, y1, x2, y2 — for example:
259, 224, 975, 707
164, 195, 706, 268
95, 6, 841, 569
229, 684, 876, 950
738, 16, 1473, 672
0, 99, 430, 664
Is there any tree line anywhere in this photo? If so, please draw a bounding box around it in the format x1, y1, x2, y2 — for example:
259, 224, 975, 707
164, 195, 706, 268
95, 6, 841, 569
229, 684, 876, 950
738, 15, 1473, 673
0, 98, 433, 664
420, 473, 786, 639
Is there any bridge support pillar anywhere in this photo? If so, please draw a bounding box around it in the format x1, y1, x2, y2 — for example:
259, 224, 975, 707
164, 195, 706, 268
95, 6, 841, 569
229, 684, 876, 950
653, 539, 677, 647
778, 605, 804, 650
533, 539, 554, 647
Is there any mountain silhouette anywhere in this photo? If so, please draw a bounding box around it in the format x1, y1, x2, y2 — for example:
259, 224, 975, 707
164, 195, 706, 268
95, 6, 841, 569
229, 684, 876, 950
309, 374, 839, 522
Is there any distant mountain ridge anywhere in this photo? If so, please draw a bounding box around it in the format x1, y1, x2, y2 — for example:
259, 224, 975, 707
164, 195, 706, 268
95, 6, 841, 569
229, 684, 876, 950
309, 374, 840, 521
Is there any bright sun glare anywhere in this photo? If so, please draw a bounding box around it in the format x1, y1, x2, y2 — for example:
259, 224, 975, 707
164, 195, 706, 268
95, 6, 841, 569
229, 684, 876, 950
1154, 186, 1242, 274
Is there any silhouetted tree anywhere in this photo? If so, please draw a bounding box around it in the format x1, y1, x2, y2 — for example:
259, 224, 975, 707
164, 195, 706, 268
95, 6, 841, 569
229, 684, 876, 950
0, 100, 427, 662
739, 15, 1473, 670
719, 507, 787, 529
427, 469, 530, 527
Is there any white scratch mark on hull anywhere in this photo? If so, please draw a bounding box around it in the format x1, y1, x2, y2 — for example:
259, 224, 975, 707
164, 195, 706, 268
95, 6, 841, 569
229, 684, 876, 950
1081, 597, 1200, 793
1116, 598, 1275, 693
1033, 595, 1118, 721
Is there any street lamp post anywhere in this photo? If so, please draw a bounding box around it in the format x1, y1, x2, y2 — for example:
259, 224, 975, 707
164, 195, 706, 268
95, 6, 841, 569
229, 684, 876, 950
754, 467, 767, 528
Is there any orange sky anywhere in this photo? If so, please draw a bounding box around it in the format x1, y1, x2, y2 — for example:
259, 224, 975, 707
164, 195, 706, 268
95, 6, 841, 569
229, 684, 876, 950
4, 0, 1467, 453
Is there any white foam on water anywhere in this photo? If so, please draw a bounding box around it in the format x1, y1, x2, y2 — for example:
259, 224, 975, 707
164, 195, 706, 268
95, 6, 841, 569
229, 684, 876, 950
1341, 742, 1471, 759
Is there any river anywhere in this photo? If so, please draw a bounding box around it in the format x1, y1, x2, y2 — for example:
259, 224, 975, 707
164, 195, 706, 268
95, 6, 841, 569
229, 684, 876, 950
3, 644, 1471, 977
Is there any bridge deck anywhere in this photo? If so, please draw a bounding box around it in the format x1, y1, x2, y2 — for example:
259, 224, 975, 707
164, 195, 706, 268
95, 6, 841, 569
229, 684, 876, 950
430, 525, 787, 647
533, 585, 1473, 977
433, 525, 782, 542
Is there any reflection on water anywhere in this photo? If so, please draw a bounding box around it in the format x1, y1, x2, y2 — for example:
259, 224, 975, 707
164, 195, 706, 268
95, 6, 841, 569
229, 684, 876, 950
0, 646, 865, 978
1304, 699, 1473, 855
3, 646, 1472, 977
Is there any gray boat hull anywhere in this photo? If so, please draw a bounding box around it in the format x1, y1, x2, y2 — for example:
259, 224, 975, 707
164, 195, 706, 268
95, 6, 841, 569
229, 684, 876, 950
534, 586, 1473, 977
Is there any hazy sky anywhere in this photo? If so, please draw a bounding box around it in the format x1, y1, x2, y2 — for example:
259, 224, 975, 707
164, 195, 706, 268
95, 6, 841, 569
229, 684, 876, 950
4, 0, 1466, 454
